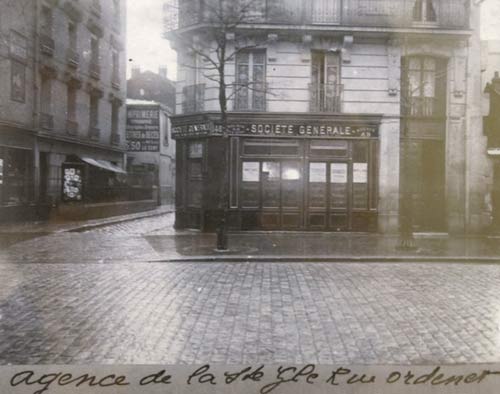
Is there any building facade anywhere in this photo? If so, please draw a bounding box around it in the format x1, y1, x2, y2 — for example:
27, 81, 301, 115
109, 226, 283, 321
127, 66, 176, 113
126, 99, 176, 205
0, 0, 127, 221
166, 0, 487, 233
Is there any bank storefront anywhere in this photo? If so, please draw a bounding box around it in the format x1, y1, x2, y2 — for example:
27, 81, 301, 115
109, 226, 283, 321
172, 113, 381, 232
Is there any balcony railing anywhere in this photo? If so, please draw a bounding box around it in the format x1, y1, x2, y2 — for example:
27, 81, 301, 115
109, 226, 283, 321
309, 83, 342, 113
89, 127, 100, 140
403, 96, 442, 117
170, 0, 469, 31
66, 49, 80, 68
111, 73, 120, 89
39, 34, 55, 56
40, 113, 54, 130
66, 119, 78, 136
89, 61, 101, 80
233, 82, 267, 111
182, 84, 205, 114
111, 133, 121, 145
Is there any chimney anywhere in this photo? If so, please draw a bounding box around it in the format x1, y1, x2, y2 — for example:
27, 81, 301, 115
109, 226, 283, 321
131, 65, 141, 79
159, 66, 168, 79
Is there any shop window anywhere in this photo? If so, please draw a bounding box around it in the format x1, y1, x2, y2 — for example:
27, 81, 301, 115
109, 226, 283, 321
310, 51, 341, 112
187, 142, 203, 207
402, 56, 447, 117
235, 50, 266, 111
243, 139, 300, 156
309, 140, 348, 158
0, 148, 33, 205
412, 0, 436, 22
352, 142, 369, 210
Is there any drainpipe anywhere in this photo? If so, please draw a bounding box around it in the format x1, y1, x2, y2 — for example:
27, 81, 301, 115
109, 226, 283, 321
33, 0, 40, 204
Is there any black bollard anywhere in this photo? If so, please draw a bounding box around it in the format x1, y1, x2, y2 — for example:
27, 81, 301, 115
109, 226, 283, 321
216, 218, 228, 251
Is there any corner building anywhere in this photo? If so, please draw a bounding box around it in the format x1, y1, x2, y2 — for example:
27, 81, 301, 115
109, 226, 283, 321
167, 0, 486, 233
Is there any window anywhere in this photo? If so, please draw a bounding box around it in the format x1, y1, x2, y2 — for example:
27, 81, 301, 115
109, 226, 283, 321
90, 95, 99, 128
113, 0, 121, 30
41, 6, 53, 37
310, 51, 341, 112
402, 56, 447, 117
112, 50, 119, 85
235, 50, 266, 111
67, 85, 76, 121
111, 102, 119, 136
41, 75, 52, 115
90, 36, 99, 64
68, 22, 77, 49
412, 0, 436, 22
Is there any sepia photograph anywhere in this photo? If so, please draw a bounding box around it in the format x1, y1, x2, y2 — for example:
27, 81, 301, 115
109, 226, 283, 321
1, 0, 500, 392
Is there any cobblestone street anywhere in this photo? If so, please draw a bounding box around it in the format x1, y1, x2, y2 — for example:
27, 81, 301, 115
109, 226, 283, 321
1, 214, 500, 365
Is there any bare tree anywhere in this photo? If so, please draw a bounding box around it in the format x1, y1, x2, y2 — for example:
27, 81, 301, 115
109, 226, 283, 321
165, 0, 269, 248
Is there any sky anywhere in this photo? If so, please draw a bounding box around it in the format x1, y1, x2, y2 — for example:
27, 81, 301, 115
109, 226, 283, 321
126, 0, 177, 80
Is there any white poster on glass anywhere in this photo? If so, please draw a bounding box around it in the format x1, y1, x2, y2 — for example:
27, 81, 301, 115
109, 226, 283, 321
309, 163, 326, 182
353, 162, 368, 183
242, 162, 260, 182
330, 163, 348, 183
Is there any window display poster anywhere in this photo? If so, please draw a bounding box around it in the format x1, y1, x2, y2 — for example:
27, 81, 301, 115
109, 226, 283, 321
353, 162, 368, 183
189, 142, 203, 159
309, 163, 326, 183
62, 164, 83, 202
242, 162, 260, 182
331, 163, 348, 183
0, 158, 3, 185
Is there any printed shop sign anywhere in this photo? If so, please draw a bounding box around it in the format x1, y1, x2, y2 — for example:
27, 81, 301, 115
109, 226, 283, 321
126, 106, 160, 152
1, 364, 500, 394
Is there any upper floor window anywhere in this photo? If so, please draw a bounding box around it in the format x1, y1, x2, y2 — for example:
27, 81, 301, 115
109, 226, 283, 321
412, 0, 436, 22
402, 56, 447, 117
68, 22, 77, 49
234, 50, 266, 111
310, 51, 342, 113
41, 6, 53, 37
90, 35, 99, 64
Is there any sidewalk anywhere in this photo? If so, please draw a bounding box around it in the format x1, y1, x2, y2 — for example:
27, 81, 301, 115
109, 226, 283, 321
0, 204, 174, 234
148, 231, 500, 263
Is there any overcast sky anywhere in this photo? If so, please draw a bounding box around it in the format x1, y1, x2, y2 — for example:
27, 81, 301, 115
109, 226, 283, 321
127, 1, 500, 82
126, 0, 177, 80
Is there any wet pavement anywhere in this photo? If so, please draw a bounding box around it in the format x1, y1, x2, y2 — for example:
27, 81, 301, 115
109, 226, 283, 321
1, 211, 500, 365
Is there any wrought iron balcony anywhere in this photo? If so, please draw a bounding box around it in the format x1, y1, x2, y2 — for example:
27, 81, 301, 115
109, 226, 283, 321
66, 119, 78, 136
111, 133, 121, 145
39, 34, 55, 56
89, 127, 100, 140
40, 113, 54, 130
403, 96, 441, 117
169, 0, 469, 31
89, 61, 101, 80
66, 49, 80, 68
309, 83, 343, 113
111, 72, 121, 89
182, 84, 205, 114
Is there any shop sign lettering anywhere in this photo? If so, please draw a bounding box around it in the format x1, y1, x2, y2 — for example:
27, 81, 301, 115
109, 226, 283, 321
126, 106, 160, 152
2, 364, 500, 394
172, 123, 378, 139
172, 123, 212, 138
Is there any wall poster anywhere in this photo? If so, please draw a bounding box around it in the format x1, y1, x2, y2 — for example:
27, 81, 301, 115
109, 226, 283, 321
309, 163, 326, 183
353, 162, 368, 183
62, 164, 84, 202
242, 162, 260, 182
330, 163, 348, 183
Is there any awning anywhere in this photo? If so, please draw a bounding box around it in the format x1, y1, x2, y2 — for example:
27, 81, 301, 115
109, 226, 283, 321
81, 157, 127, 174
